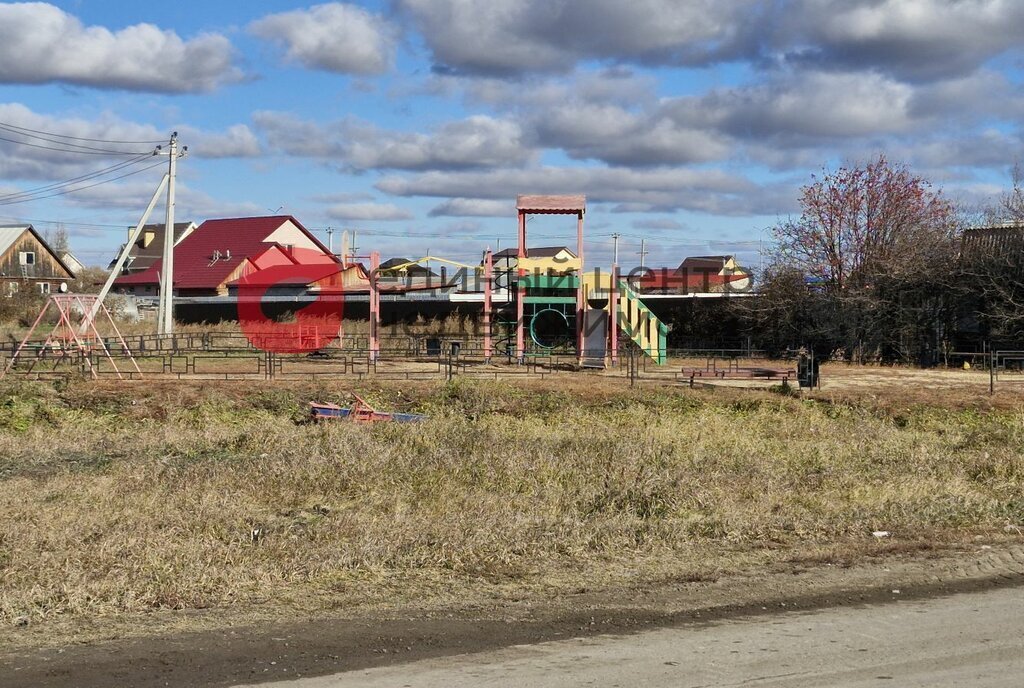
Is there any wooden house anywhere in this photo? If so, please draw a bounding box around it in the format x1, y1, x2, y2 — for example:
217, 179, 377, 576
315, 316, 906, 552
0, 225, 75, 296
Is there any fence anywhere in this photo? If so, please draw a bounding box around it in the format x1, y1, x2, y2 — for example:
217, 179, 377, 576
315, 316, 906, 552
0, 333, 819, 389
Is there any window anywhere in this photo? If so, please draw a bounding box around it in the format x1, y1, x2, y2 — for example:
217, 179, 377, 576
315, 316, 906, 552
19, 251, 35, 265
38, 282, 50, 294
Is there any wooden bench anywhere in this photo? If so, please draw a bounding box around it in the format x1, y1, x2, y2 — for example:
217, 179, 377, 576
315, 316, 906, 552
683, 366, 796, 387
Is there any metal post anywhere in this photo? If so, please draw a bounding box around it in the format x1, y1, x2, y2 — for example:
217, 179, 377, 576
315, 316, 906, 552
369, 251, 380, 362
990, 348, 996, 395
576, 210, 585, 365
483, 249, 493, 362
516, 211, 526, 363
610, 263, 619, 365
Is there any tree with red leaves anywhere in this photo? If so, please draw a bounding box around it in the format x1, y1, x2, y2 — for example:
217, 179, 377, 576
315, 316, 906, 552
773, 155, 956, 292
754, 156, 961, 363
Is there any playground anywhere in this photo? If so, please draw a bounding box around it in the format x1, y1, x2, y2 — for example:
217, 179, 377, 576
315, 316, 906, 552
0, 195, 681, 384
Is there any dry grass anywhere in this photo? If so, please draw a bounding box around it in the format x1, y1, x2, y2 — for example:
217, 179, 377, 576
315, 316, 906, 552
0, 378, 1022, 629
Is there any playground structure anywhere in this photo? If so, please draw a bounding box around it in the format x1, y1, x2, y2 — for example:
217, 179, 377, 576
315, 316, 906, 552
307, 194, 669, 368
0, 294, 140, 379
502, 194, 667, 366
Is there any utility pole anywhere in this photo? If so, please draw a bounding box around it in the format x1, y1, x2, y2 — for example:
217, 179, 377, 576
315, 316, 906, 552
637, 238, 648, 271
157, 132, 185, 336
326, 226, 334, 254
611, 232, 621, 265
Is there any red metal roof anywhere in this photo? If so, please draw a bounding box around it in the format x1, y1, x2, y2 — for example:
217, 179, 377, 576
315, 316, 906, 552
516, 194, 586, 213
114, 215, 335, 289
635, 267, 749, 290
493, 245, 576, 259
229, 262, 357, 287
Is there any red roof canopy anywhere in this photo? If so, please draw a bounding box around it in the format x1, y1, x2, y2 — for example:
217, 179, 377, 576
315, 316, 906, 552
516, 194, 586, 214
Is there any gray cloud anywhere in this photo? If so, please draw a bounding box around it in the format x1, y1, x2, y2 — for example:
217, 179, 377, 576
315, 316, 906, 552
0, 3, 239, 92
632, 218, 687, 230
428, 198, 514, 217
399, 0, 1024, 83
781, 0, 1024, 82
666, 70, 916, 145
325, 202, 415, 221
254, 111, 532, 171
377, 166, 797, 216
250, 3, 397, 75
397, 0, 752, 75
529, 102, 730, 166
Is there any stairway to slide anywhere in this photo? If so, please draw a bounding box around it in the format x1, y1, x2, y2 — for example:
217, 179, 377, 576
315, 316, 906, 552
616, 280, 668, 365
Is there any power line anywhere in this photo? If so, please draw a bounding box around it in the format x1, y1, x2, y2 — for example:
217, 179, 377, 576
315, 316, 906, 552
0, 120, 165, 145
0, 123, 156, 155
0, 153, 154, 203
0, 160, 166, 206
0, 133, 152, 156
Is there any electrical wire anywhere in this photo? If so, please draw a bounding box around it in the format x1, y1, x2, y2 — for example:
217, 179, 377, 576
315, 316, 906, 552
0, 153, 155, 203
0, 160, 166, 206
0, 120, 165, 144
0, 133, 155, 156
0, 124, 156, 155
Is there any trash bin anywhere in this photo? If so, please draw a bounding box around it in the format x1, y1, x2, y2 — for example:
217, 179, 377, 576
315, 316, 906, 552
797, 354, 820, 388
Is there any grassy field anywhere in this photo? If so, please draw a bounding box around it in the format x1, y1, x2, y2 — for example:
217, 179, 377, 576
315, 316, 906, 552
1, 376, 1022, 634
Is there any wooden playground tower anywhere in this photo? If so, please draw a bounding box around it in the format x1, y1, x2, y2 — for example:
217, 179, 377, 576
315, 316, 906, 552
514, 194, 587, 363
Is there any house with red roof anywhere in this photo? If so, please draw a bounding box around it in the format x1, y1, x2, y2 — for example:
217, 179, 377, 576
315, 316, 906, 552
113, 215, 337, 298
632, 255, 753, 294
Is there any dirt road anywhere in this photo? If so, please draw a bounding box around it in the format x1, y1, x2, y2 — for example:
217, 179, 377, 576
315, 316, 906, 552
3, 544, 1023, 688
239, 584, 1024, 687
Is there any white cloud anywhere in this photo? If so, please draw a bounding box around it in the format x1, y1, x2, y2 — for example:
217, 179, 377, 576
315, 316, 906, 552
0, 103, 262, 188
250, 3, 397, 75
0, 3, 239, 92
181, 125, 262, 159
325, 202, 414, 221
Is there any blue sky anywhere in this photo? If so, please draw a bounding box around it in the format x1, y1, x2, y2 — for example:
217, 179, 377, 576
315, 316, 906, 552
0, 1, 1022, 270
